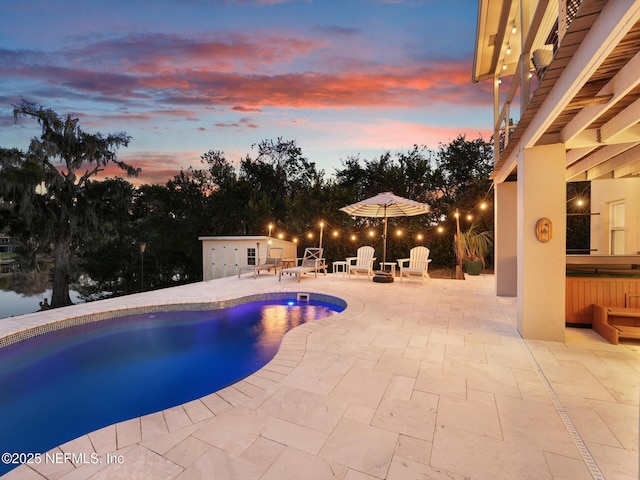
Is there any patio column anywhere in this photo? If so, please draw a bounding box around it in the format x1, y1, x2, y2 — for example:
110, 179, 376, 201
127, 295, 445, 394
517, 143, 566, 341
495, 180, 517, 296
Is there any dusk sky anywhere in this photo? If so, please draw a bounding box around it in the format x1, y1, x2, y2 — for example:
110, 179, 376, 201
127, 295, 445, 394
0, 0, 492, 184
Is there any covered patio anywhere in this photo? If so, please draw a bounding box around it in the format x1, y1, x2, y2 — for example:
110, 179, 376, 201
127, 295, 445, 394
2, 273, 638, 479
474, 0, 640, 342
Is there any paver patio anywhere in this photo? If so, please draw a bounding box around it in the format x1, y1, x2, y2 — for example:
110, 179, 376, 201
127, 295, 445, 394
1, 273, 638, 479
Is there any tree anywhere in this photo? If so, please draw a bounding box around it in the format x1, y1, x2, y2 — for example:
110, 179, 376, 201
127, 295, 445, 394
3, 100, 137, 307
429, 135, 494, 269
0, 147, 46, 273
75, 177, 138, 298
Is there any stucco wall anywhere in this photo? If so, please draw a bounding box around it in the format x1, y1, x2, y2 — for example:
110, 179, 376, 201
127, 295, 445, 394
590, 178, 640, 255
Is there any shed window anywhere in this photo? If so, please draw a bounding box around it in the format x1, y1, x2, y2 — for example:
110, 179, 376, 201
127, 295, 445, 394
247, 247, 257, 266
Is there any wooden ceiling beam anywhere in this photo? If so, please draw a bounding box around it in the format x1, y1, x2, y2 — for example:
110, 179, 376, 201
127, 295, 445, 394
599, 96, 640, 141
565, 124, 640, 148
585, 143, 640, 179
613, 157, 640, 178
565, 142, 637, 179
561, 47, 640, 144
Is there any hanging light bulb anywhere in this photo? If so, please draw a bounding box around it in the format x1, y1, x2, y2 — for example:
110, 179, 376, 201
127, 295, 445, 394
437, 226, 444, 233
512, 25, 517, 34
480, 202, 487, 210
506, 45, 511, 55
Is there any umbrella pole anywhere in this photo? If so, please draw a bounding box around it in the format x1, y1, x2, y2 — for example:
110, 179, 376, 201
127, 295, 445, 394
373, 208, 393, 283
383, 214, 387, 265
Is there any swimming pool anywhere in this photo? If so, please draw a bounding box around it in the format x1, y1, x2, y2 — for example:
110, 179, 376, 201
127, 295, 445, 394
0, 294, 345, 475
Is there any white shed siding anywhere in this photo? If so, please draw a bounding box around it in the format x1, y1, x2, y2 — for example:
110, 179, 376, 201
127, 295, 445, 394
199, 236, 297, 280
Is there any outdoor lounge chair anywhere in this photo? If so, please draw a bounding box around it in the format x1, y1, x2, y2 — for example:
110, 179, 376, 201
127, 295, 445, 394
278, 247, 327, 283
346, 246, 376, 278
397, 246, 432, 283
238, 247, 284, 278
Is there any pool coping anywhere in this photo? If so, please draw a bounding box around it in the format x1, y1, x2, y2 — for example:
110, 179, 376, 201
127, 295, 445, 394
0, 291, 347, 349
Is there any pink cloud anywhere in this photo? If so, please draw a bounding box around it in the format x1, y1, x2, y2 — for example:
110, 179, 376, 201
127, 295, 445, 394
95, 151, 203, 186
1, 33, 491, 112
305, 119, 492, 154
232, 106, 263, 112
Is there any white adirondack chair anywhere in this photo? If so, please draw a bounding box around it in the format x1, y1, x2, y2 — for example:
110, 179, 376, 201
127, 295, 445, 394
346, 246, 376, 278
397, 246, 432, 283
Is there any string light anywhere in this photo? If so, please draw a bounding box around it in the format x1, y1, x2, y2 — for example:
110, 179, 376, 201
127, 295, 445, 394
259, 195, 493, 247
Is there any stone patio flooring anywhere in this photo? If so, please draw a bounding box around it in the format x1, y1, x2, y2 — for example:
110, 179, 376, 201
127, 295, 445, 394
1, 273, 639, 479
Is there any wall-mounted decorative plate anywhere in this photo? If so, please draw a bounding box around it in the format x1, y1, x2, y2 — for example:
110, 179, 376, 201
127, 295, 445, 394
535, 217, 552, 243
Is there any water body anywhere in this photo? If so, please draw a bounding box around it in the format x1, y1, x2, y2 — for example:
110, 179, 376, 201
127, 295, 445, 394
0, 289, 85, 319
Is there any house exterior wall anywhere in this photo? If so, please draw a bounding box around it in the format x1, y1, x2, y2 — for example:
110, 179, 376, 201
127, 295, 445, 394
517, 144, 567, 342
495, 181, 517, 296
199, 236, 297, 281
590, 178, 640, 255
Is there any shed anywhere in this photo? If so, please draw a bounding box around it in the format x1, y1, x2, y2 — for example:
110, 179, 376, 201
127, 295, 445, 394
199, 236, 298, 280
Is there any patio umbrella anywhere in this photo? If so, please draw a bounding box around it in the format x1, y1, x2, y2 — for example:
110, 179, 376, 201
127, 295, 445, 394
340, 192, 430, 283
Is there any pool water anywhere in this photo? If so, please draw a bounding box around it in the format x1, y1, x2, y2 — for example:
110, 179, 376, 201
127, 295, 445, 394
0, 298, 343, 475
